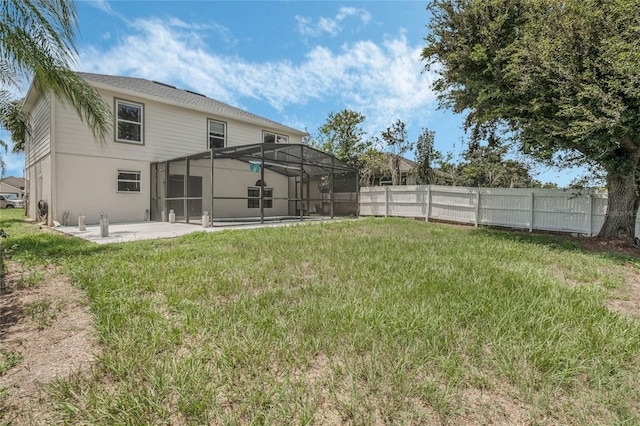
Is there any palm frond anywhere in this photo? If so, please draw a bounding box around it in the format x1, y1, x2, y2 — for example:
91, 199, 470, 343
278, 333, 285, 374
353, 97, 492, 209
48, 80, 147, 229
0, 98, 29, 153
0, 0, 111, 140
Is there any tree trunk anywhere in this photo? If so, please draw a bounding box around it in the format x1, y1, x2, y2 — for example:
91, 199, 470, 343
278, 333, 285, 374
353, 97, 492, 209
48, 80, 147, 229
391, 159, 400, 186
598, 172, 640, 239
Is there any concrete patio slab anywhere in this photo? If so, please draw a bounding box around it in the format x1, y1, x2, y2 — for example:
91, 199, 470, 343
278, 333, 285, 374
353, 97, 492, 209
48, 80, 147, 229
55, 218, 338, 245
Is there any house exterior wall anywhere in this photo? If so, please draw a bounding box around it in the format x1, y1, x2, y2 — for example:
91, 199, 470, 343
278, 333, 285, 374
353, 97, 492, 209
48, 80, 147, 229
53, 90, 303, 163
210, 159, 289, 218
25, 92, 52, 167
24, 91, 53, 222
55, 153, 150, 225
25, 84, 304, 224
25, 154, 52, 220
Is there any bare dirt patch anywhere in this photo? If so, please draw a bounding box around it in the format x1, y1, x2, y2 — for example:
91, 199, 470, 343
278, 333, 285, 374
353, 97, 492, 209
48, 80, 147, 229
454, 384, 533, 426
571, 236, 640, 317
0, 261, 98, 425
542, 235, 640, 318
575, 236, 640, 260
605, 264, 640, 318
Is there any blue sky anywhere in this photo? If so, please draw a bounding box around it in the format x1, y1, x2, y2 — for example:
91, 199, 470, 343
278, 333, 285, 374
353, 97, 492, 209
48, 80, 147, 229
1, 0, 580, 185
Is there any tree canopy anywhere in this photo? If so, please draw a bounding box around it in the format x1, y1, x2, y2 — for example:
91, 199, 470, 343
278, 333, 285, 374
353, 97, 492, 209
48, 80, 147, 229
423, 0, 640, 238
312, 109, 371, 169
458, 138, 539, 188
414, 128, 436, 185
311, 109, 544, 188
0, 0, 111, 150
380, 119, 413, 185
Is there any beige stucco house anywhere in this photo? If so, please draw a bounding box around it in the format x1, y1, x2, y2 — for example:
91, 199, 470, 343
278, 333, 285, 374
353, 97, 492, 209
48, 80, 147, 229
363, 153, 417, 187
0, 176, 25, 198
23, 73, 357, 226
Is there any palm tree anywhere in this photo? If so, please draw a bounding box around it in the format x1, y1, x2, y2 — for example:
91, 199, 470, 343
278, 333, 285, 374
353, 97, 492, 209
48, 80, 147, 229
0, 0, 111, 151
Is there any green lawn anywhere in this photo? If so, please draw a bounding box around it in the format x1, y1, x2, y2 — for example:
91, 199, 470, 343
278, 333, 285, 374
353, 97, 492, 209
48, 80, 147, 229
2, 209, 640, 424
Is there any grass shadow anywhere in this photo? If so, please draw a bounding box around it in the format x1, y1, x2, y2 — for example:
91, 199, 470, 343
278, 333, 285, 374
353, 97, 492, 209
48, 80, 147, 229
0, 217, 31, 226
3, 232, 117, 265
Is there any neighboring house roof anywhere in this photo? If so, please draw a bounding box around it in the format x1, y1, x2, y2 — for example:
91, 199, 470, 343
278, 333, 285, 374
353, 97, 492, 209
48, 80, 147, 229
383, 153, 417, 174
1, 176, 25, 189
76, 73, 307, 137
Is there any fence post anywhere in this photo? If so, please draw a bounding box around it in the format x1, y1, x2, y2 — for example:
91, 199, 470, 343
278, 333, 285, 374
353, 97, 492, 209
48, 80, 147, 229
587, 193, 593, 236
426, 186, 432, 222
423, 186, 428, 220
529, 191, 535, 232
384, 186, 389, 217
474, 189, 480, 227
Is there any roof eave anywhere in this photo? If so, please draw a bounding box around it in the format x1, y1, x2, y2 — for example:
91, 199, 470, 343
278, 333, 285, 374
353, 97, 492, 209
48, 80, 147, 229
22, 79, 42, 111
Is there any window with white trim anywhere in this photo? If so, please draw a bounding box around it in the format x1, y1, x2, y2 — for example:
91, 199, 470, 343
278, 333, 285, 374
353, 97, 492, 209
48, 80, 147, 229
117, 170, 141, 192
263, 131, 288, 144
116, 99, 143, 143
248, 180, 273, 208
208, 119, 226, 149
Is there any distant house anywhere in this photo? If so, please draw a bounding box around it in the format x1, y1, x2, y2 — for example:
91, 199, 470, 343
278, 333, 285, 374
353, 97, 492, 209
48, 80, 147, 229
0, 176, 25, 198
23, 73, 357, 226
367, 153, 417, 186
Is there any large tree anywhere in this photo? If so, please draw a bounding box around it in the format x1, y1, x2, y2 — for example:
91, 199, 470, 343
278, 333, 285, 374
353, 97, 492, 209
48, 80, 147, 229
423, 0, 640, 239
313, 109, 371, 169
459, 138, 539, 188
414, 128, 437, 184
380, 119, 413, 185
1, 0, 111, 148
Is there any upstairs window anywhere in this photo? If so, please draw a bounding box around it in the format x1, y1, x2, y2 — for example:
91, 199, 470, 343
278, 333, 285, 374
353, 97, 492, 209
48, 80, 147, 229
208, 119, 226, 149
117, 170, 141, 192
263, 131, 288, 144
207, 120, 227, 149
116, 99, 143, 144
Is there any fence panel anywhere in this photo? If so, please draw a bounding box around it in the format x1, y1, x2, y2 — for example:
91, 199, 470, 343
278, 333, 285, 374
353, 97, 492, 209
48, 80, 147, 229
429, 186, 476, 224
359, 185, 640, 237
533, 192, 589, 233
359, 187, 387, 216
387, 186, 423, 217
478, 188, 531, 229
591, 195, 608, 236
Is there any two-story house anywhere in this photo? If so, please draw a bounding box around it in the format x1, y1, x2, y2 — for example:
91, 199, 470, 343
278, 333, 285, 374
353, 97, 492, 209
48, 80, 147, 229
23, 73, 358, 226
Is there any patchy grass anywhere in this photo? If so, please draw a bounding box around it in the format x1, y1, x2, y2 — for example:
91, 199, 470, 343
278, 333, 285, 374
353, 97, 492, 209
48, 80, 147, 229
25, 299, 60, 330
2, 210, 640, 424
17, 268, 45, 289
0, 350, 22, 376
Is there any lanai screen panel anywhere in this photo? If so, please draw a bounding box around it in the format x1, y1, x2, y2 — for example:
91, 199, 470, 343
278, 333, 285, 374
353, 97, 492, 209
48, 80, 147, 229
151, 144, 358, 222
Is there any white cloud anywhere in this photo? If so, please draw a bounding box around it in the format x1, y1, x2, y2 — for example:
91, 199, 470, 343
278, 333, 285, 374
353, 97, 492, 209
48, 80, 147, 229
79, 17, 438, 138
336, 7, 372, 24
166, 18, 238, 46
295, 7, 372, 38
88, 0, 115, 15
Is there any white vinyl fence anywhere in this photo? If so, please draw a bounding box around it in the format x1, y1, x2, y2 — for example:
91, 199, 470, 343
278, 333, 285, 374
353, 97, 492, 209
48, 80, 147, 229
359, 185, 640, 237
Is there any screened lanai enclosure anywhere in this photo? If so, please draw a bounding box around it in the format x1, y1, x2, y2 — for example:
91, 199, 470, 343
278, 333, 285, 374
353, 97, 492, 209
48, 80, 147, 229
150, 144, 359, 226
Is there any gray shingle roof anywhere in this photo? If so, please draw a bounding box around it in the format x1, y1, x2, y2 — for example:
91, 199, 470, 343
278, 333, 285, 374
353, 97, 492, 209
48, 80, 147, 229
78, 72, 307, 136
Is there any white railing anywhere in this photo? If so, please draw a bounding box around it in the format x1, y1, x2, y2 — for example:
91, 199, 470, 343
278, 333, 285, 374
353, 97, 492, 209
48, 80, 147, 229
359, 185, 639, 237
